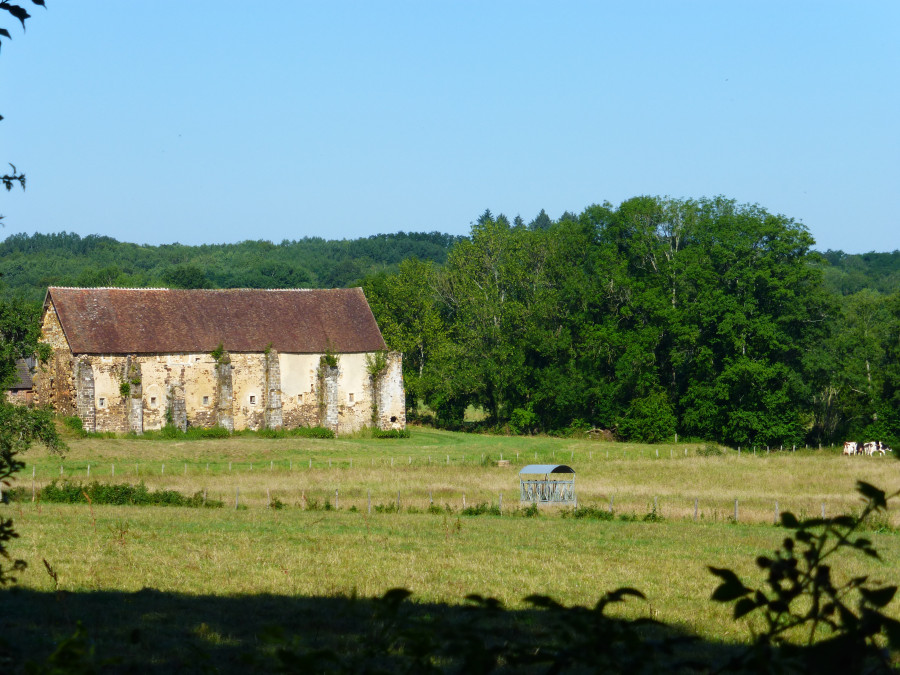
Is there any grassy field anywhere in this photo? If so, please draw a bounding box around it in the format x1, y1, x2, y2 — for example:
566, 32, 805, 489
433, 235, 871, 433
16, 427, 900, 524
2, 428, 900, 670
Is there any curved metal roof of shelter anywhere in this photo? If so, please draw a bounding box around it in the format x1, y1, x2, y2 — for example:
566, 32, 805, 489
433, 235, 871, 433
518, 464, 575, 475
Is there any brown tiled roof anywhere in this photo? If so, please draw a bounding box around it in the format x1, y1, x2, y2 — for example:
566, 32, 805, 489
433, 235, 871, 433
46, 287, 387, 355
11, 358, 34, 390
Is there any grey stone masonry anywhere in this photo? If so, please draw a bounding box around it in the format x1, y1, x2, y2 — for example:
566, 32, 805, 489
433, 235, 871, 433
264, 350, 283, 430
169, 382, 187, 432
75, 357, 96, 433
376, 351, 406, 430
215, 356, 234, 431
323, 364, 339, 432
126, 357, 143, 434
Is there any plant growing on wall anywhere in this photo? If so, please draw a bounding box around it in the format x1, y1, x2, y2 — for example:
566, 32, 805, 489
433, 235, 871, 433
321, 340, 339, 369
117, 361, 140, 399
210, 342, 229, 365
316, 342, 340, 423
366, 350, 388, 424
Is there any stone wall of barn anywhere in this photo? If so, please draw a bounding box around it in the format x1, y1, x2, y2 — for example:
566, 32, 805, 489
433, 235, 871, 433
376, 352, 406, 431
32, 303, 77, 415
36, 342, 405, 435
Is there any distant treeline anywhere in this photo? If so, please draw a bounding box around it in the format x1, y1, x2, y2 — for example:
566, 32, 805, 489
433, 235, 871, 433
0, 230, 462, 304
819, 249, 900, 295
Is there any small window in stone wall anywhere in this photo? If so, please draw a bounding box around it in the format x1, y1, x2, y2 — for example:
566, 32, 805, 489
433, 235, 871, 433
98, 397, 106, 408
203, 396, 209, 405
150, 396, 157, 406
249, 395, 256, 405
297, 394, 303, 404
349, 392, 354, 403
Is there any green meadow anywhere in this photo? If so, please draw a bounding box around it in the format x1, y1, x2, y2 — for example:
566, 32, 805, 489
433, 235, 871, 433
3, 428, 899, 670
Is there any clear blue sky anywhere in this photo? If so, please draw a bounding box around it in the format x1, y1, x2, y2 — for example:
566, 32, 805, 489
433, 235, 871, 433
1, 1, 897, 252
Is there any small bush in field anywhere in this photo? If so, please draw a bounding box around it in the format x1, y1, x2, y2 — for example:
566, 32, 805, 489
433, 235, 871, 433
372, 428, 410, 439
461, 502, 501, 516
36, 481, 223, 508
63, 416, 85, 435
563, 505, 614, 521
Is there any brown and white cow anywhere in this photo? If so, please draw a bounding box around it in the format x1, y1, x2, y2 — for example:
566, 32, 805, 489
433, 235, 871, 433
842, 441, 858, 456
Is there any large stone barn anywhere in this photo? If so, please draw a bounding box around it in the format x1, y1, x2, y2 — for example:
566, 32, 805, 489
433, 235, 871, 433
33, 287, 405, 435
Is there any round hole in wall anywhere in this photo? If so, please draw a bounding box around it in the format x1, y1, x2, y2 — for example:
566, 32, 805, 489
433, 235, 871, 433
390, 416, 397, 423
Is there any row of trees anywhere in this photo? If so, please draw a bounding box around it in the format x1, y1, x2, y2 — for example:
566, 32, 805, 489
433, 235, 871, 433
364, 197, 900, 446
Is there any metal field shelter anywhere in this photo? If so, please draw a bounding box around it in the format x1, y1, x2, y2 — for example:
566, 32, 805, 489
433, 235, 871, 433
519, 465, 576, 506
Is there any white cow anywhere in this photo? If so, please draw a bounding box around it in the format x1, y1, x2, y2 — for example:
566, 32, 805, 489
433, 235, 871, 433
842, 441, 858, 456
863, 441, 879, 456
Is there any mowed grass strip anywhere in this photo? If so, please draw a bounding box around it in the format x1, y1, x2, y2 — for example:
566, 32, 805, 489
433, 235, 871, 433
9, 503, 900, 644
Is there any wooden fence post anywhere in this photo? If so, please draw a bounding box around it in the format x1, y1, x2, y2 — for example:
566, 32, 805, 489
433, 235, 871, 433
335, 489, 339, 510
694, 498, 698, 522
235, 487, 240, 510
609, 495, 614, 514
775, 500, 779, 524
499, 493, 502, 515
396, 490, 400, 512
368, 489, 372, 515
734, 498, 739, 522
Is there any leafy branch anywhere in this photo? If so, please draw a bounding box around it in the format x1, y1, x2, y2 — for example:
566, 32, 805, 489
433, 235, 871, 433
710, 480, 900, 672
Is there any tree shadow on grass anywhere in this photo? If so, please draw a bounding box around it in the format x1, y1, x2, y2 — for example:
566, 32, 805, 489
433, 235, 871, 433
1, 586, 734, 673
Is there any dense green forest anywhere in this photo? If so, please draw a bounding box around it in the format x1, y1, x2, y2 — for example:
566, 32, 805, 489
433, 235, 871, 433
1, 198, 898, 447
361, 198, 900, 447
0, 231, 461, 304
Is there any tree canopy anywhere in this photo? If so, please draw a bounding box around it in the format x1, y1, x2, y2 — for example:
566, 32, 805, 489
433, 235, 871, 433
364, 197, 900, 447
